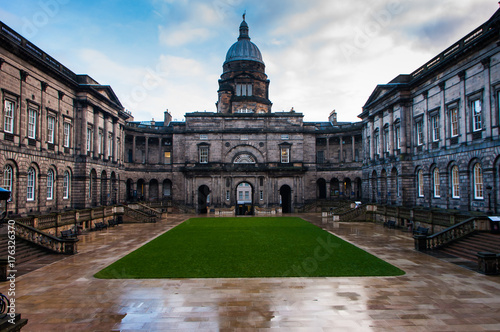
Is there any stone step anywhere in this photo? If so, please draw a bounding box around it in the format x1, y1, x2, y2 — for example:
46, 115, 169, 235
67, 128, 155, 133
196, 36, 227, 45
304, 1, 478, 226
438, 232, 500, 262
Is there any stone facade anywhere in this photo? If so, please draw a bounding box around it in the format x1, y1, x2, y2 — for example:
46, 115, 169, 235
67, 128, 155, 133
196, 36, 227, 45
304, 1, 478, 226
360, 9, 500, 214
2, 10, 500, 216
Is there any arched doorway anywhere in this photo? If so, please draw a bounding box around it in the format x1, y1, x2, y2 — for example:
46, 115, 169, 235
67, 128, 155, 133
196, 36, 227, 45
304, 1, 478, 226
344, 178, 352, 199
137, 179, 145, 201
354, 177, 362, 200
236, 182, 253, 215
280, 185, 292, 213
198, 185, 210, 214
163, 179, 172, 201
126, 179, 134, 201
330, 178, 340, 199
317, 178, 327, 199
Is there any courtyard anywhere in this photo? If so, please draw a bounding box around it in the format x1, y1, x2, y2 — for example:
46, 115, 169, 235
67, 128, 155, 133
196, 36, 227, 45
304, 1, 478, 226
3, 214, 500, 331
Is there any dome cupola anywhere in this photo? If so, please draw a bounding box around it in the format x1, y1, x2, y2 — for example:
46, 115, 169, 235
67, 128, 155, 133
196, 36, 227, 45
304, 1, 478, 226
224, 15, 264, 65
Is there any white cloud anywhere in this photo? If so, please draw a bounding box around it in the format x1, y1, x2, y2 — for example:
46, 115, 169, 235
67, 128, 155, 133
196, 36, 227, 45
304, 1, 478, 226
158, 24, 211, 46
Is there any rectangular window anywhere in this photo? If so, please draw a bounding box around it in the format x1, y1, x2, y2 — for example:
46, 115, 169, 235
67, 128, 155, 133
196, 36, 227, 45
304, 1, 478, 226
452, 166, 460, 199
164, 151, 171, 164
433, 169, 440, 198
236, 84, 252, 96
108, 133, 113, 158
87, 127, 93, 153
199, 146, 209, 163
47, 171, 54, 200
260, 190, 263, 200
244, 191, 249, 200
374, 132, 380, 156
238, 191, 243, 200
383, 129, 389, 152
317, 150, 325, 164
226, 190, 230, 201
472, 100, 482, 132
98, 130, 103, 155
28, 109, 37, 139
200, 134, 208, 140
450, 108, 459, 137
4, 100, 14, 133
63, 122, 71, 147
416, 120, 424, 146
418, 170, 424, 198
281, 134, 289, 140
47, 116, 55, 143
27, 169, 35, 201
281, 147, 290, 163
431, 115, 440, 142
395, 126, 400, 150
63, 172, 70, 199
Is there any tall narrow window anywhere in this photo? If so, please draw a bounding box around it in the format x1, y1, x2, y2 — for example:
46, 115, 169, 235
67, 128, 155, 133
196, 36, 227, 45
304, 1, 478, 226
107, 133, 113, 158
3, 165, 13, 201
63, 122, 71, 147
431, 115, 440, 141
474, 163, 483, 199
236, 84, 252, 96
450, 108, 459, 137
63, 171, 70, 199
47, 116, 55, 144
452, 166, 460, 198
27, 167, 36, 201
395, 126, 401, 150
383, 129, 390, 153
317, 150, 325, 164
164, 151, 171, 164
98, 130, 103, 155
281, 147, 290, 163
472, 100, 482, 132
199, 146, 209, 163
416, 120, 424, 146
47, 169, 54, 200
374, 131, 380, 156
417, 169, 424, 197
4, 100, 14, 133
260, 190, 264, 200
87, 127, 93, 153
28, 109, 37, 139
433, 168, 440, 198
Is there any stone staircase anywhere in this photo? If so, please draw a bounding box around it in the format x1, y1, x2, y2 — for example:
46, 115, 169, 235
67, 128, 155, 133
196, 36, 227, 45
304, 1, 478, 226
0, 233, 63, 276
438, 232, 500, 262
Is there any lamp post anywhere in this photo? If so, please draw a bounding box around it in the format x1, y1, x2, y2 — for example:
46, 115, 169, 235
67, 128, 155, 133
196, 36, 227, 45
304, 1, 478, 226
0, 187, 11, 223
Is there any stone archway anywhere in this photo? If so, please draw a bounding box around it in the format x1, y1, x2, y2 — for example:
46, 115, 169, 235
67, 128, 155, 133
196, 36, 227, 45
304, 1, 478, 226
198, 185, 210, 214
236, 182, 254, 215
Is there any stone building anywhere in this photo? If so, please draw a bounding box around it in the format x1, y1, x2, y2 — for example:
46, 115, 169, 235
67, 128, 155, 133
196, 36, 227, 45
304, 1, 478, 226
360, 8, 500, 214
2, 9, 500, 217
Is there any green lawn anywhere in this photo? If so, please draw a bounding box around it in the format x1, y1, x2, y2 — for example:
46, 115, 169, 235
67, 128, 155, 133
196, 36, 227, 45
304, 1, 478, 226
95, 217, 405, 279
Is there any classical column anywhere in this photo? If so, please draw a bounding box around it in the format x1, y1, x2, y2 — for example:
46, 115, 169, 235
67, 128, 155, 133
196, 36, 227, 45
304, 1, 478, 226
339, 136, 344, 162
112, 119, 118, 162
132, 135, 136, 163
459, 71, 467, 144
482, 58, 492, 139
93, 110, 99, 158
351, 136, 355, 161
145, 136, 149, 164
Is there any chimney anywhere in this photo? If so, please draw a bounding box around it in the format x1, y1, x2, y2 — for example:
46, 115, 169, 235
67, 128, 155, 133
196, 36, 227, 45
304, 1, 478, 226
164, 109, 172, 126
329, 110, 337, 125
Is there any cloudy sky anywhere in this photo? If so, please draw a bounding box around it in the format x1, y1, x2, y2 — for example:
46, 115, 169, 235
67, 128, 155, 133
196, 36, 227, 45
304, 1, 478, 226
1, 0, 497, 122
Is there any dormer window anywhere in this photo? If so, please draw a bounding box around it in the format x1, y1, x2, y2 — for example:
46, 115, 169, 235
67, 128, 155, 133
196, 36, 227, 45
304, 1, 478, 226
236, 84, 252, 96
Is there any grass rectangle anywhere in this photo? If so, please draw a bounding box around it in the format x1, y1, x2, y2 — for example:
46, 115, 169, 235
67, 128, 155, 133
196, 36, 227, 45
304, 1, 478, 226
95, 217, 404, 279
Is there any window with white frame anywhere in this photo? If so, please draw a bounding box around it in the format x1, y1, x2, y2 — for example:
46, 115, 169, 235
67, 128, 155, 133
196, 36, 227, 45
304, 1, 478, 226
236, 83, 252, 96
47, 169, 54, 200
281, 147, 290, 163
395, 126, 400, 150
431, 115, 440, 142
450, 108, 459, 137
87, 127, 93, 153
63, 122, 71, 147
4, 100, 14, 133
452, 166, 460, 198
417, 169, 424, 197
47, 116, 55, 144
472, 99, 482, 132
473, 163, 483, 199
63, 171, 70, 199
199, 146, 209, 163
374, 131, 380, 156
433, 168, 440, 198
28, 109, 37, 139
236, 107, 254, 113
27, 167, 36, 201
3, 165, 13, 201
416, 120, 424, 146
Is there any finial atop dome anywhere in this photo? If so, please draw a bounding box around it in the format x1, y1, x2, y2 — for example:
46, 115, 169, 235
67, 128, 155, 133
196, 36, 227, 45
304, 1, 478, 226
238, 11, 249, 40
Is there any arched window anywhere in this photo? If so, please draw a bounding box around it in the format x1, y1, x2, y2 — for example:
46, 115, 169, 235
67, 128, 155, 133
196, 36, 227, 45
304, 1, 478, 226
3, 165, 13, 202
234, 154, 256, 164
417, 169, 424, 198
451, 166, 460, 198
63, 171, 70, 199
433, 168, 440, 198
474, 163, 483, 199
27, 167, 36, 201
47, 169, 54, 200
